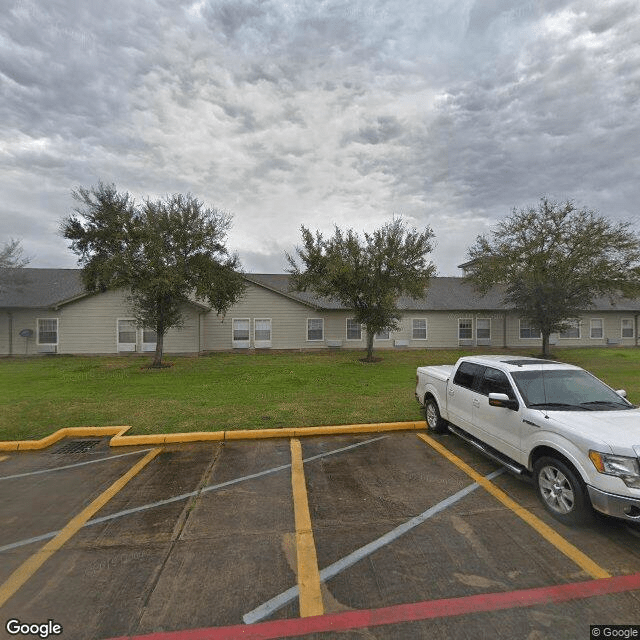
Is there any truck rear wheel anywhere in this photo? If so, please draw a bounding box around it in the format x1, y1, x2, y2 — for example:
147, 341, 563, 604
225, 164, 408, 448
533, 456, 593, 525
424, 397, 448, 434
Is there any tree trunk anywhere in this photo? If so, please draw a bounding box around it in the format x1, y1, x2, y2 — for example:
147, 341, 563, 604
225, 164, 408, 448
541, 331, 550, 358
152, 316, 165, 367
152, 332, 164, 367
365, 331, 375, 361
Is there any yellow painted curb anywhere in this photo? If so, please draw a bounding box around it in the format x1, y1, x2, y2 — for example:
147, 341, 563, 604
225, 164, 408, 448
0, 421, 426, 451
0, 426, 132, 451
163, 432, 225, 444
225, 427, 298, 440
110, 434, 167, 446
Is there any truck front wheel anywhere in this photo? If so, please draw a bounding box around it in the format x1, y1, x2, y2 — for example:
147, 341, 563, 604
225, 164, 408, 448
533, 456, 593, 525
424, 397, 448, 434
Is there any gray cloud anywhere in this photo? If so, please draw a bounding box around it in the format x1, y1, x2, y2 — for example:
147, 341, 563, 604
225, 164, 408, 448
1, 0, 639, 274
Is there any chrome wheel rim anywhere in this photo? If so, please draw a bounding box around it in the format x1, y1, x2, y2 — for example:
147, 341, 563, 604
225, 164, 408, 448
426, 403, 438, 429
538, 465, 575, 514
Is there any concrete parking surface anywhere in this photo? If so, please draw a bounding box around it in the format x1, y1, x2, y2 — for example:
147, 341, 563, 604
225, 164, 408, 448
1, 430, 640, 639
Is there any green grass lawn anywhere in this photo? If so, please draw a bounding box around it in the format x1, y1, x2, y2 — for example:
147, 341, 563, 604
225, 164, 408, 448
1, 347, 638, 441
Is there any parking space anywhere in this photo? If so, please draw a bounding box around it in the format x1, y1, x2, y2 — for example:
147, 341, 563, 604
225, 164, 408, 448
1, 430, 639, 639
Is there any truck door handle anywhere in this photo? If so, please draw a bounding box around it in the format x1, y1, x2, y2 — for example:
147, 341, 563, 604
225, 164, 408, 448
448, 389, 454, 396
472, 399, 480, 408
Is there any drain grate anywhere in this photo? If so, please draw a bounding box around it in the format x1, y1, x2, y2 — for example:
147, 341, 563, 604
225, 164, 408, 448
52, 439, 100, 455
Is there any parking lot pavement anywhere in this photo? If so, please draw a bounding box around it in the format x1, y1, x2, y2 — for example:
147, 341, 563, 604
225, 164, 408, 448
1, 431, 640, 640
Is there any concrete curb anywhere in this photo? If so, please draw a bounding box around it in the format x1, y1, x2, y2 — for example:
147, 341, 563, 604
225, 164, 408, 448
0, 426, 131, 451
0, 421, 426, 451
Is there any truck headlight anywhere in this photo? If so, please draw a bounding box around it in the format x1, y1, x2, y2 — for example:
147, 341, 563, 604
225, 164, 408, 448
589, 451, 640, 489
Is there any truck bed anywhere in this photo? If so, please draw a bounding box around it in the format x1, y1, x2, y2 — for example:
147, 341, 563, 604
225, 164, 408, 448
417, 365, 454, 381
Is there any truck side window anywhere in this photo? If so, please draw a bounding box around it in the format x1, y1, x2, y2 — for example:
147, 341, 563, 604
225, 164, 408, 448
453, 362, 486, 391
480, 367, 515, 398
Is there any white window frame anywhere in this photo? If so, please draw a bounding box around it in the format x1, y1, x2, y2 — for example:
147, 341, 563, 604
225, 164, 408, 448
412, 318, 427, 340
476, 318, 491, 341
590, 318, 603, 339
560, 319, 581, 339
254, 318, 272, 348
519, 319, 542, 340
117, 318, 137, 352
458, 318, 473, 340
346, 318, 362, 341
232, 318, 251, 348
621, 318, 634, 338
307, 318, 324, 342
374, 329, 390, 341
37, 318, 58, 346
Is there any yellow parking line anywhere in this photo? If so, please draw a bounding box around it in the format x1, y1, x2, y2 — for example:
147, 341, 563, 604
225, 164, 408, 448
0, 447, 162, 608
417, 433, 610, 580
290, 438, 324, 617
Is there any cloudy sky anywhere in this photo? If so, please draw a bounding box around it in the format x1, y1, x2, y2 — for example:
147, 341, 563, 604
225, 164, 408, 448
1, 0, 639, 275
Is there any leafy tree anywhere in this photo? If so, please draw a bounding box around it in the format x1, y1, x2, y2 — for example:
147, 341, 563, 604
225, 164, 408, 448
464, 198, 640, 356
0, 239, 30, 293
62, 183, 246, 367
287, 219, 436, 361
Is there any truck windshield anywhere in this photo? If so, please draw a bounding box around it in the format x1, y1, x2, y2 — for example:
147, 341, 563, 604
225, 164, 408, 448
511, 369, 632, 411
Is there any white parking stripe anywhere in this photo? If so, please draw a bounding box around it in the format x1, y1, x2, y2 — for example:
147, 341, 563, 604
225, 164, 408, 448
243, 469, 505, 624
0, 449, 154, 481
0, 436, 388, 554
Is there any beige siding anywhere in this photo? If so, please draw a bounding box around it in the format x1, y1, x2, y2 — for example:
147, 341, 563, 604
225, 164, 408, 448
363, 312, 508, 349
1, 309, 56, 355
0, 291, 201, 355
54, 290, 199, 354
202, 283, 320, 350
308, 311, 510, 350
0, 312, 8, 354
505, 312, 638, 348
2, 284, 638, 355
58, 290, 131, 353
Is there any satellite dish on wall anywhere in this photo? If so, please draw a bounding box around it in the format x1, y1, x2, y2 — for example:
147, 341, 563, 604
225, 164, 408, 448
19, 329, 33, 338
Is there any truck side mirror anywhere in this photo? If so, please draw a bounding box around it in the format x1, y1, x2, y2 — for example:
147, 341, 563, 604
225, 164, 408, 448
615, 389, 627, 398
488, 393, 519, 411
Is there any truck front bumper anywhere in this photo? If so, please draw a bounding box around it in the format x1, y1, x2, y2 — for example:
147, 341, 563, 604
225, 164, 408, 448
587, 485, 640, 521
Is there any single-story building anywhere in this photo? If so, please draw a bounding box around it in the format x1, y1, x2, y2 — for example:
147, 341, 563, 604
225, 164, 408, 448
0, 269, 638, 355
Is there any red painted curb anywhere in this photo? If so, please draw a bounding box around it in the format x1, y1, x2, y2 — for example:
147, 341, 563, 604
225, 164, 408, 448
105, 572, 640, 640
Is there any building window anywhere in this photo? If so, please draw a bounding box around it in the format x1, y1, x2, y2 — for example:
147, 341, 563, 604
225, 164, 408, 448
412, 319, 427, 340
232, 318, 250, 347
143, 328, 157, 343
254, 319, 272, 347
560, 319, 580, 339
141, 327, 158, 352
307, 318, 324, 341
374, 329, 390, 340
117, 319, 137, 351
590, 319, 603, 339
622, 318, 634, 338
38, 318, 58, 345
477, 318, 491, 340
458, 319, 472, 340
519, 320, 541, 339
346, 318, 362, 340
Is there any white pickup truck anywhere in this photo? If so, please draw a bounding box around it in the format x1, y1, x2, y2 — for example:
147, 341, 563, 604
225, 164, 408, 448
415, 355, 640, 525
